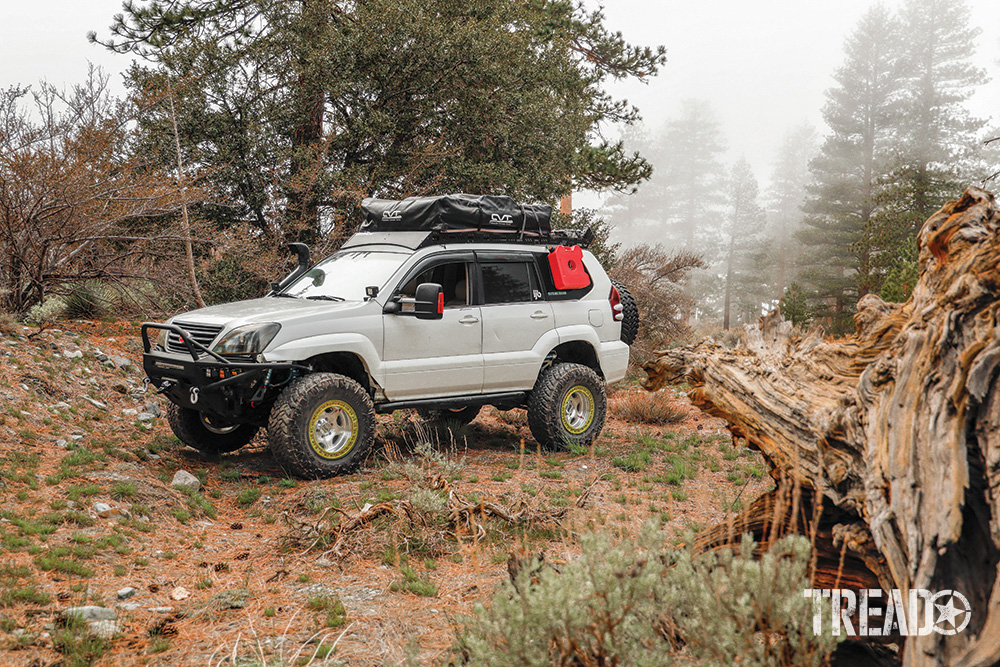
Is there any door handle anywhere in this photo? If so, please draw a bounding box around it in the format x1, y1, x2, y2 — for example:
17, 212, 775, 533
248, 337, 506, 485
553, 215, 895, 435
530, 311, 549, 320
459, 315, 479, 324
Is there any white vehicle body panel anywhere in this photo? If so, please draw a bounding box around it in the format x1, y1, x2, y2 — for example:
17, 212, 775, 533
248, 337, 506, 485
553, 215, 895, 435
157, 239, 629, 405
381, 306, 484, 399
481, 305, 557, 391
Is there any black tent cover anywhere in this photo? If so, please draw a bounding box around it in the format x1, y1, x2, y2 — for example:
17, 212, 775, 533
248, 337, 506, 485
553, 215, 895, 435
360, 194, 552, 236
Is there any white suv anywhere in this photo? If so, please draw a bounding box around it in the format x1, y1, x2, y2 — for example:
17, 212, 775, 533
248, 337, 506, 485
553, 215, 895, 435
142, 195, 637, 478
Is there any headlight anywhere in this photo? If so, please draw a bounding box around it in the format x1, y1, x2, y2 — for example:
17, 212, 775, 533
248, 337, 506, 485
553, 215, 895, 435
212, 323, 281, 356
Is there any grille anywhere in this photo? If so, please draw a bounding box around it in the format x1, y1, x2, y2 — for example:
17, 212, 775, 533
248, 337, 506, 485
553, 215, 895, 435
166, 321, 224, 355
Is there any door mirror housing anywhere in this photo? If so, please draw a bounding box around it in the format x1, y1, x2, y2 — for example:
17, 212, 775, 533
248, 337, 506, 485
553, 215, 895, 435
414, 283, 444, 320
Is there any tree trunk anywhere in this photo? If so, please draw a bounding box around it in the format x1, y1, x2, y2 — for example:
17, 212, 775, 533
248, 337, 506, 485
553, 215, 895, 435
643, 187, 1000, 666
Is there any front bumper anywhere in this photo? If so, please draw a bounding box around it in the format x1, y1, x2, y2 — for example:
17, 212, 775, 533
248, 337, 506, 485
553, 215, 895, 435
141, 323, 306, 426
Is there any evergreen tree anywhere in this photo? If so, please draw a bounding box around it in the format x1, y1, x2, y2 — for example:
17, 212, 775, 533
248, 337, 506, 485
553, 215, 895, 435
797, 4, 903, 333
722, 158, 767, 330
605, 100, 727, 250
93, 0, 666, 241
861, 0, 988, 300
765, 124, 817, 301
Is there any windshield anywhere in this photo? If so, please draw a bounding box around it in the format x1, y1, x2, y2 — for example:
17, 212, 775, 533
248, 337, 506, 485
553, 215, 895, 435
279, 250, 408, 301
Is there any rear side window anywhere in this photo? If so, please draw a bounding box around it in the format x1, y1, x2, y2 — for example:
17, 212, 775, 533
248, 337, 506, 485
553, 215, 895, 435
481, 262, 536, 304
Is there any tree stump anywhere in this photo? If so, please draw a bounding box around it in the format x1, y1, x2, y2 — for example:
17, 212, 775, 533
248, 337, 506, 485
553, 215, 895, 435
643, 187, 1000, 666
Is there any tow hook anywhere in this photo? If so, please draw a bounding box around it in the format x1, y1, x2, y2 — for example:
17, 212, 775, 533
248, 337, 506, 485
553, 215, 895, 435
189, 387, 201, 405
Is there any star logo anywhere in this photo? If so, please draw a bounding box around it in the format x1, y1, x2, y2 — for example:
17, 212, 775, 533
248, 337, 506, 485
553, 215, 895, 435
932, 590, 971, 635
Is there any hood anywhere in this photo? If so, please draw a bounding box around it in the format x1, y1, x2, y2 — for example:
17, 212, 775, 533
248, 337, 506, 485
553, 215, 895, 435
169, 297, 363, 328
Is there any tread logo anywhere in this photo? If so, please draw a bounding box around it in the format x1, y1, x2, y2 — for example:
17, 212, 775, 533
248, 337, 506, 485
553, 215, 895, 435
490, 213, 514, 226
804, 589, 971, 636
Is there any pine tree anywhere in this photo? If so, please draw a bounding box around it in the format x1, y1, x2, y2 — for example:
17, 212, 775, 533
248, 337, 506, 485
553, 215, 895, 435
722, 158, 767, 330
765, 124, 817, 302
605, 100, 727, 250
797, 5, 903, 333
861, 0, 988, 300
93, 0, 666, 241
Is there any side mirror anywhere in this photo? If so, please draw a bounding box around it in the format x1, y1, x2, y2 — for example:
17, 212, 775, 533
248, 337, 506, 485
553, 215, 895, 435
414, 283, 444, 320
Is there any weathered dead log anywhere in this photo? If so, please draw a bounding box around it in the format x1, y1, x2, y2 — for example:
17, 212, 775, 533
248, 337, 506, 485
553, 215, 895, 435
644, 187, 1000, 666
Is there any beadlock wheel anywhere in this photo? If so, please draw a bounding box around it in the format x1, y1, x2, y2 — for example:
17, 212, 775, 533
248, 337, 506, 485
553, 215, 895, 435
167, 403, 259, 454
267, 373, 375, 479
308, 400, 359, 459
561, 386, 595, 434
527, 363, 607, 451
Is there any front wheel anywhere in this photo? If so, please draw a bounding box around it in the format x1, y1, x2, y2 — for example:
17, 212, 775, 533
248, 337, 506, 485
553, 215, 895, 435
167, 404, 259, 455
267, 373, 376, 479
527, 363, 607, 451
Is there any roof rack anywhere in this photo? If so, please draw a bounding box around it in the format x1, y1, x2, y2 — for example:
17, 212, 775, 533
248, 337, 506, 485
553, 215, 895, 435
418, 226, 594, 248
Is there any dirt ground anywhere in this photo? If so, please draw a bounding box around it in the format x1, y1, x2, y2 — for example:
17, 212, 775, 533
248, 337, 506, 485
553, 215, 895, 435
0, 321, 770, 666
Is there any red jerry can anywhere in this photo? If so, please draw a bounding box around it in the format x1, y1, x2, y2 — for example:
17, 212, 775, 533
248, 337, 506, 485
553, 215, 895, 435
548, 245, 590, 289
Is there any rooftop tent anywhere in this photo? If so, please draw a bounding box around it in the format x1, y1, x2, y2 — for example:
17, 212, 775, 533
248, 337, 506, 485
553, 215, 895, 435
360, 194, 552, 237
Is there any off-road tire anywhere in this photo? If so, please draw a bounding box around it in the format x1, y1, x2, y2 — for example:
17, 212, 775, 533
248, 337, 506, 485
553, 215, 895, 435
611, 279, 640, 345
416, 405, 481, 425
267, 373, 375, 479
527, 363, 607, 451
167, 404, 259, 455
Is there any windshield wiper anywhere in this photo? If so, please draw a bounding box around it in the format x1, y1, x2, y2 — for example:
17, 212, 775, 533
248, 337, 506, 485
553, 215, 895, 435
305, 295, 345, 302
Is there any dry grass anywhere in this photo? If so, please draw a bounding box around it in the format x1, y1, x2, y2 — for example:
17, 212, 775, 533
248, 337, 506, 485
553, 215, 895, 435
610, 391, 687, 425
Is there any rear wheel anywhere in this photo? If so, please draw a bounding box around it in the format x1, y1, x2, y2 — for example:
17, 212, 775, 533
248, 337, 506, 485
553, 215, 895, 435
527, 363, 607, 451
167, 404, 259, 455
267, 373, 375, 479
416, 405, 481, 425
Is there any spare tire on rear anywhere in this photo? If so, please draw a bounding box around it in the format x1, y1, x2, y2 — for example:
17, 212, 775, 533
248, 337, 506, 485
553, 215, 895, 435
611, 279, 639, 345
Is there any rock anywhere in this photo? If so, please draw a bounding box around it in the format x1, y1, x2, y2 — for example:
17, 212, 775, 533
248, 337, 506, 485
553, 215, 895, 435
82, 396, 107, 410
110, 355, 132, 369
120, 602, 141, 611
53, 401, 71, 410
316, 558, 333, 568
171, 586, 190, 601
171, 470, 200, 493
63, 350, 83, 359
69, 434, 84, 441
87, 620, 118, 639
148, 607, 174, 614
143, 402, 161, 417
55, 439, 68, 448
62, 606, 116, 623
122, 408, 138, 417
117, 587, 136, 600
95, 353, 109, 362
93, 503, 116, 519
136, 412, 156, 422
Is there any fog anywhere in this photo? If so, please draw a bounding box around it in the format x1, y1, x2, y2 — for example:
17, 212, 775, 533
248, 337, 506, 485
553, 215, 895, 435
2, 0, 998, 195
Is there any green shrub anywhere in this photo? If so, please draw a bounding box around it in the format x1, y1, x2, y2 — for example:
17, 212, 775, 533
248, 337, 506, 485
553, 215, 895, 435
198, 254, 270, 305
62, 282, 111, 320
452, 524, 841, 666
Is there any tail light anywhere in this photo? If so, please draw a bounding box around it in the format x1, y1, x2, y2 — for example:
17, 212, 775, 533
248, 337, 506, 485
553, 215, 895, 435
609, 285, 624, 321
